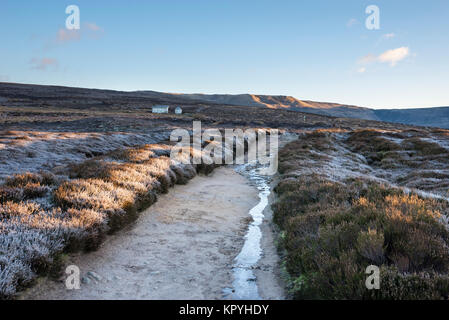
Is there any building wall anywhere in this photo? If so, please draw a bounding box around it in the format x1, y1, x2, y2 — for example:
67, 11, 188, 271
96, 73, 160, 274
152, 106, 169, 113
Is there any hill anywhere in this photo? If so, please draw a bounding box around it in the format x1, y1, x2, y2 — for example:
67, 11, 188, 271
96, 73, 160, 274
0, 82, 447, 128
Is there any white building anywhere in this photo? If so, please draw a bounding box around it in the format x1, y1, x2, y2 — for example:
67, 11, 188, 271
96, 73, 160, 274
175, 106, 183, 114
152, 105, 169, 113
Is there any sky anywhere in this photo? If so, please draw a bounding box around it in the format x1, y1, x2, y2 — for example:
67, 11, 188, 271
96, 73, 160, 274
0, 0, 448, 109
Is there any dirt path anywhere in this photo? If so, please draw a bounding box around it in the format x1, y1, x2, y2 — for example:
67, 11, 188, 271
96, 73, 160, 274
20, 167, 283, 300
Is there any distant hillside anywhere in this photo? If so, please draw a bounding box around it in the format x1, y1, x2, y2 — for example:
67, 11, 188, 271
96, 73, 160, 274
138, 91, 378, 120
138, 91, 449, 128
0, 82, 448, 128
374, 107, 449, 129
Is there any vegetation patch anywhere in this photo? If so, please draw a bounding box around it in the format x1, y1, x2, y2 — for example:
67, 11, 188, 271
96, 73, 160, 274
403, 137, 448, 156
274, 136, 449, 300
0, 143, 213, 299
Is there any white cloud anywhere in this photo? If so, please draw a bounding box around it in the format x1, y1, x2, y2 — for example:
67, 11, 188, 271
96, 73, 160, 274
30, 58, 59, 71
357, 67, 366, 73
378, 47, 410, 66
358, 47, 410, 68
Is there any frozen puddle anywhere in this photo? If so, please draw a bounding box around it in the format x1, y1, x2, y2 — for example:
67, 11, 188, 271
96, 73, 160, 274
228, 164, 270, 299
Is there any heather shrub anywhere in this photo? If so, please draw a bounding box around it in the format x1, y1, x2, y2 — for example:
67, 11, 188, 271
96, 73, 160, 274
274, 175, 449, 300
1, 172, 57, 202
54, 178, 134, 228
346, 130, 401, 154
356, 228, 386, 265
405, 137, 448, 156
277, 135, 332, 175
62, 208, 108, 252
67, 160, 112, 180
373, 266, 449, 299
21, 183, 50, 200
5, 172, 57, 188
272, 174, 354, 227
0, 203, 67, 299
273, 127, 449, 299
345, 130, 403, 166
0, 201, 42, 219
109, 145, 156, 162
0, 187, 23, 203
0, 142, 217, 299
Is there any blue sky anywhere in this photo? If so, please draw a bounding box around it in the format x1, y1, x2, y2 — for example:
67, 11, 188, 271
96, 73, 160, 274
0, 0, 448, 109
